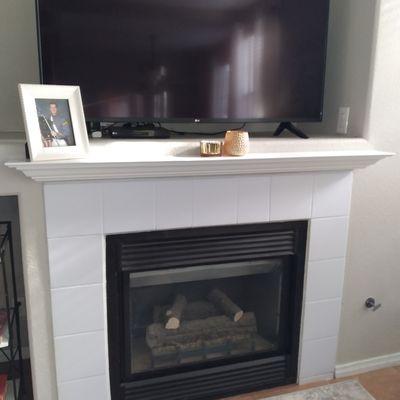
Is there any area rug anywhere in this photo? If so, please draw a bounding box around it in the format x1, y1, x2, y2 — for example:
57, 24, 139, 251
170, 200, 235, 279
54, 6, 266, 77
265, 380, 376, 400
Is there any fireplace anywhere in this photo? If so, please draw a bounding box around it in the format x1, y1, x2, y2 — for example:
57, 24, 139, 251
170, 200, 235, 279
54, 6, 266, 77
6, 164, 365, 398
107, 221, 307, 400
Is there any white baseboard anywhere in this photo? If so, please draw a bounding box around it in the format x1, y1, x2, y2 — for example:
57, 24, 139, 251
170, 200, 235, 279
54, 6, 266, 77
335, 352, 400, 378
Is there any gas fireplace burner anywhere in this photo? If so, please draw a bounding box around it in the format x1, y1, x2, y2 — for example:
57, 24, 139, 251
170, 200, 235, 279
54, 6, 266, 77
144, 289, 276, 371
107, 222, 307, 400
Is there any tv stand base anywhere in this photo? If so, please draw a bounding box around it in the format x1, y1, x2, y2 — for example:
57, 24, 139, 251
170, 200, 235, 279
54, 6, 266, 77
273, 122, 309, 139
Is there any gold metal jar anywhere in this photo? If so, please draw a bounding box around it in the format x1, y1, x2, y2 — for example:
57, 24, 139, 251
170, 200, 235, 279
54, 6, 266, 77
200, 140, 223, 157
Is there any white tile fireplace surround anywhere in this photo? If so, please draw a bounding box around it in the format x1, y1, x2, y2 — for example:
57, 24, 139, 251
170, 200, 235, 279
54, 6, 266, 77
42, 172, 352, 399
6, 139, 392, 400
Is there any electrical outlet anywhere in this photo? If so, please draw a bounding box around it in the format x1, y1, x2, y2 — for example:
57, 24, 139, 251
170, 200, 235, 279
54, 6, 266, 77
337, 107, 350, 134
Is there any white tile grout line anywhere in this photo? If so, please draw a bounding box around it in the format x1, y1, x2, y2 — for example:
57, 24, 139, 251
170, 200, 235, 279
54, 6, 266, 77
54, 328, 105, 340
310, 173, 317, 218
58, 372, 107, 385
50, 282, 104, 291
47, 232, 104, 240
302, 334, 338, 344
100, 181, 105, 235
305, 297, 342, 305
267, 176, 272, 221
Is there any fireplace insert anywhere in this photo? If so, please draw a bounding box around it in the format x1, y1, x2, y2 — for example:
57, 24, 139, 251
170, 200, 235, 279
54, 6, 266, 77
107, 221, 307, 400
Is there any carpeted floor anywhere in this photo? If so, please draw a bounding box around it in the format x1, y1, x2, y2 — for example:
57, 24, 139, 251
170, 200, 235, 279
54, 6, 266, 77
264, 380, 375, 400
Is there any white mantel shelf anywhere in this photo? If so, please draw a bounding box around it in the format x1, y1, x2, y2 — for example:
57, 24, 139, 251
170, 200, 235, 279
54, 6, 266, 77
5, 137, 393, 182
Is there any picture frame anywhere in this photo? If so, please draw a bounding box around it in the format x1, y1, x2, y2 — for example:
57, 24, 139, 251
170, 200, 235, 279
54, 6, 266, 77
18, 84, 89, 161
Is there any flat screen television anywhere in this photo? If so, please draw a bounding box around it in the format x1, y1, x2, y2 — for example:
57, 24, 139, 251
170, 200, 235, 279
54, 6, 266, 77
36, 0, 330, 124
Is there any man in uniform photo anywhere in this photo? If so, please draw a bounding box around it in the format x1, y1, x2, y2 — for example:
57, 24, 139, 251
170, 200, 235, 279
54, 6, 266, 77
39, 101, 75, 147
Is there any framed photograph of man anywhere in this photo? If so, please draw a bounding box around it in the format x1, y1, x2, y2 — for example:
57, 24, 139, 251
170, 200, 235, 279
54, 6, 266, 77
18, 84, 89, 161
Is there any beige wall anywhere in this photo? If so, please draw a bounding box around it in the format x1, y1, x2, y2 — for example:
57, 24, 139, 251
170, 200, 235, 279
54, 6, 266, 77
0, 0, 399, 398
337, 0, 400, 363
300, 0, 378, 138
0, 0, 39, 133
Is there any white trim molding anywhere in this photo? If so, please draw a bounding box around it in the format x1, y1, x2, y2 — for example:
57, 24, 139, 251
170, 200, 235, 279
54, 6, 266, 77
5, 137, 393, 182
335, 352, 400, 378
6, 149, 393, 182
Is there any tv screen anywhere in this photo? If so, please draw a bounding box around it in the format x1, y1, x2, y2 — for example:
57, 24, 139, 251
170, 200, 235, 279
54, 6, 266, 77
37, 0, 330, 123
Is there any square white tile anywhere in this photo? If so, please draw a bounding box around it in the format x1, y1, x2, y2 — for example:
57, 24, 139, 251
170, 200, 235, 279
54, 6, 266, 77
155, 178, 193, 229
303, 299, 342, 341
270, 174, 313, 221
299, 336, 338, 379
193, 177, 237, 227
305, 258, 346, 302
103, 180, 155, 233
312, 172, 353, 218
308, 217, 349, 261
58, 375, 110, 400
237, 176, 270, 223
58, 375, 108, 400
44, 183, 103, 238
48, 235, 104, 289
54, 331, 107, 383
51, 284, 105, 337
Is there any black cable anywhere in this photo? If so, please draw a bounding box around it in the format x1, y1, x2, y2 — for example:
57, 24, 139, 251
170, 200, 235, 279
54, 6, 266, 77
99, 122, 118, 134
99, 121, 135, 135
157, 122, 246, 136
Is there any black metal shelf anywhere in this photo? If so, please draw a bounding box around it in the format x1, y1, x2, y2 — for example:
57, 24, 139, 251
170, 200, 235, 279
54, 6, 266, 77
0, 222, 24, 400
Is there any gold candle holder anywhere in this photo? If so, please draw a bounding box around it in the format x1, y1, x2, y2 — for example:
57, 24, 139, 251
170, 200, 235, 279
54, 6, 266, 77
200, 140, 223, 157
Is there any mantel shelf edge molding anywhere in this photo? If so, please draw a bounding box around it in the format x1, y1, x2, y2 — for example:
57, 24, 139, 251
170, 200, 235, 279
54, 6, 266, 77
6, 149, 392, 182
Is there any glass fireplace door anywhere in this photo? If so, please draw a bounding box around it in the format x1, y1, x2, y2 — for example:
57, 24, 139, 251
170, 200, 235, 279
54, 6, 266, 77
128, 258, 291, 375
107, 222, 307, 400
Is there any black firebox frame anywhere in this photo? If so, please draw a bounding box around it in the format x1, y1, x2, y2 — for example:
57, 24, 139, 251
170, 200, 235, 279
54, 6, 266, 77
106, 221, 307, 400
